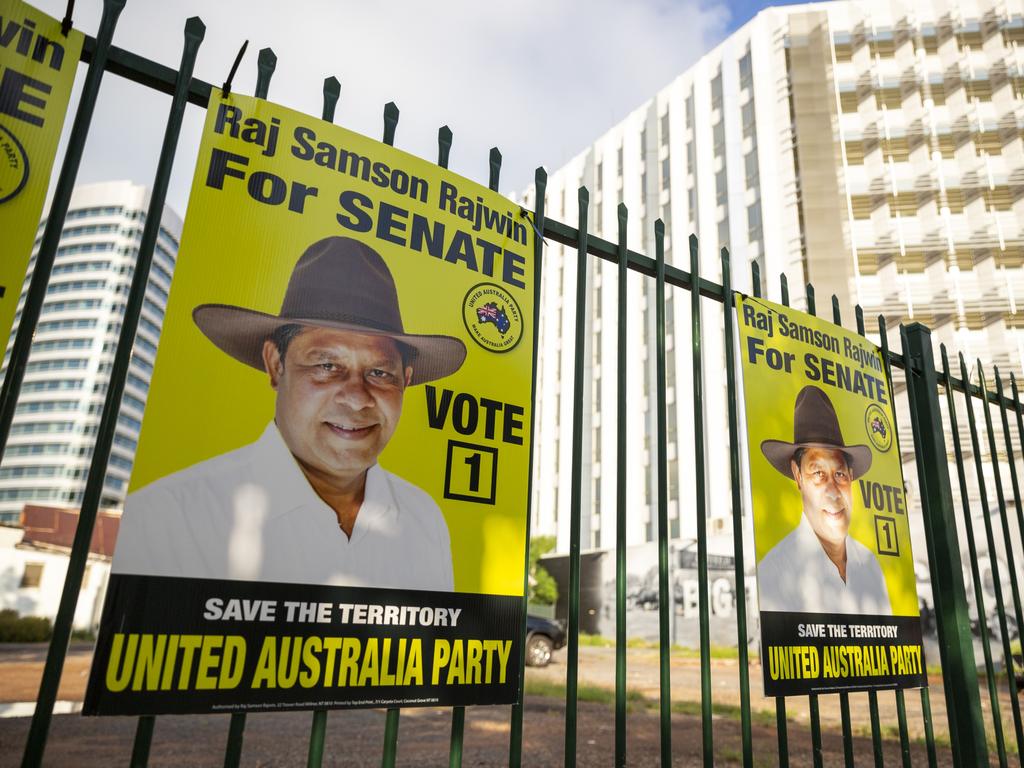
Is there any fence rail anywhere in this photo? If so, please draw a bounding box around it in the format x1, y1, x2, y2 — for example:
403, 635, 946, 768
2, 4, 1022, 767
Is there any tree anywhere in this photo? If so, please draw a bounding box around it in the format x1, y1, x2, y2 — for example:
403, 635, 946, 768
529, 535, 558, 606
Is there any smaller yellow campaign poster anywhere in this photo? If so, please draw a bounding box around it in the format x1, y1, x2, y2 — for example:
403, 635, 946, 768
0, 0, 83, 348
85, 90, 536, 716
736, 294, 926, 696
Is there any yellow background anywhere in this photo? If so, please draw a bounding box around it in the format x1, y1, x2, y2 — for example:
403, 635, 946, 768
129, 91, 534, 596
0, 0, 83, 349
736, 295, 920, 616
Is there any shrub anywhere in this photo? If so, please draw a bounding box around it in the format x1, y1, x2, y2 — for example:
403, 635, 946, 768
0, 609, 53, 642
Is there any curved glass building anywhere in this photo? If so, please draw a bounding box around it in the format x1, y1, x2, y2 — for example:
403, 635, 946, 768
0, 181, 182, 524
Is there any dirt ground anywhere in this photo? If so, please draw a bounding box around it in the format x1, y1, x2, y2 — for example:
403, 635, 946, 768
0, 643, 976, 766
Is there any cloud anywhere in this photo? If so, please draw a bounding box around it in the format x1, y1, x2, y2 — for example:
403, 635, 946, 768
34, 0, 729, 212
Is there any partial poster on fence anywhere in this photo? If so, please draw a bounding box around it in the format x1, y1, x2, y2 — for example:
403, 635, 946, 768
0, 0, 83, 350
84, 89, 536, 715
735, 294, 927, 696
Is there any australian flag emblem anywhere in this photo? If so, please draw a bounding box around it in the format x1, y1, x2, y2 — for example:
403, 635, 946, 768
476, 302, 511, 335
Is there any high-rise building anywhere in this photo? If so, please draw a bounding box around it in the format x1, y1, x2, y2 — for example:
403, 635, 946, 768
522, 0, 1024, 552
0, 181, 181, 524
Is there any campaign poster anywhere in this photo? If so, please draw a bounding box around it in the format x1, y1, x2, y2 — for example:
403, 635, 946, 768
0, 0, 83, 348
84, 90, 535, 715
736, 294, 926, 696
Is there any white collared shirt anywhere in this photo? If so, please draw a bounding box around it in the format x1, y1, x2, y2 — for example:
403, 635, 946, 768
113, 423, 454, 591
757, 514, 892, 615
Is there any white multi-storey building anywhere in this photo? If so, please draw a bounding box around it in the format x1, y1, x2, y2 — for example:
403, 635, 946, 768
524, 0, 1024, 553
0, 181, 181, 524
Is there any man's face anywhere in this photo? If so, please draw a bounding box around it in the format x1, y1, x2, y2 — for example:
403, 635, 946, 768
262, 327, 412, 489
790, 447, 853, 548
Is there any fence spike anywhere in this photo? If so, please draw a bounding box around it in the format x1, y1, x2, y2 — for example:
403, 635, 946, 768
383, 102, 399, 146
254, 47, 277, 99
489, 148, 502, 192
321, 76, 340, 122
438, 126, 453, 169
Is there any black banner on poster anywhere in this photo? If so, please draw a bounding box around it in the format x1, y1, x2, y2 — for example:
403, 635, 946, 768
761, 611, 927, 696
84, 575, 521, 715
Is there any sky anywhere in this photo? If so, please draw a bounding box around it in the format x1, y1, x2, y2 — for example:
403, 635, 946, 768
32, 0, 786, 215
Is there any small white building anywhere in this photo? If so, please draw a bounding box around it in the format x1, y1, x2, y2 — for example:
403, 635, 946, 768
0, 505, 119, 631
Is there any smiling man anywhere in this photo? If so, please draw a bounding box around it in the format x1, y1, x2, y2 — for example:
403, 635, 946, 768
756, 385, 892, 615
112, 237, 467, 591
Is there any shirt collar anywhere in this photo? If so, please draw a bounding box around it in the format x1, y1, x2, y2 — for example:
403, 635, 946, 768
795, 512, 866, 569
250, 422, 396, 534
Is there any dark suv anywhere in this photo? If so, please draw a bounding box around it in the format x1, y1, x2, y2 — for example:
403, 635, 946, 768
526, 615, 567, 667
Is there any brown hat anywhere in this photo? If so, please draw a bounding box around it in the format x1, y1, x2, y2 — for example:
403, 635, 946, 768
193, 236, 467, 385
760, 385, 872, 479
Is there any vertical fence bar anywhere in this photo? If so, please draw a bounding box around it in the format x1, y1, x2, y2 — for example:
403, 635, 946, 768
381, 708, 400, 768
919, 687, 937, 768
831, 296, 855, 768
563, 187, 589, 768
804, 284, 823, 768
901, 324, 988, 767
130, 716, 156, 768
895, 690, 912, 768
431, 128, 466, 768
977, 364, 1024, 654
508, 168, 546, 768
654, 221, 672, 766
376, 100, 401, 763
856, 306, 885, 768
995, 367, 1024, 641
939, 348, 1010, 767
614, 204, 629, 768
688, 235, 713, 767
306, 710, 328, 768
0, 0, 126, 456
1012, 373, 1024, 556
448, 707, 465, 768
20, 13, 204, 768
770, 269, 790, 768
321, 76, 340, 122
961, 354, 1024, 762
223, 713, 246, 768
721, 248, 752, 768
876, 320, 918, 764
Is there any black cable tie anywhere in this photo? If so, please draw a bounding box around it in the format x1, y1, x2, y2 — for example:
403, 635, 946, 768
60, 0, 75, 36
519, 207, 548, 247
222, 39, 249, 97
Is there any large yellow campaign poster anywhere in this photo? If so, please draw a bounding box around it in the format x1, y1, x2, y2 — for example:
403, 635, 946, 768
85, 91, 535, 716
0, 0, 82, 348
736, 295, 926, 696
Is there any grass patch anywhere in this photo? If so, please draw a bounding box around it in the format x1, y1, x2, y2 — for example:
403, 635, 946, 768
577, 633, 752, 661
524, 678, 647, 709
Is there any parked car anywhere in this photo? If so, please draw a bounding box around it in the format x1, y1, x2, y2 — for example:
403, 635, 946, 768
526, 614, 567, 667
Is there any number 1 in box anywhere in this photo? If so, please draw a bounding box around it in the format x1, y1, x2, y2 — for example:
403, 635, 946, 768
444, 440, 498, 504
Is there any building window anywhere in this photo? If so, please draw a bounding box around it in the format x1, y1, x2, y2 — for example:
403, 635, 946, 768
596, 162, 603, 192
739, 50, 753, 89
713, 121, 725, 156
741, 101, 755, 140
660, 111, 670, 145
711, 70, 723, 111
715, 168, 728, 206
685, 93, 694, 130
686, 142, 696, 176
617, 146, 624, 177
20, 563, 44, 588
744, 149, 759, 188
661, 157, 671, 190
747, 200, 763, 242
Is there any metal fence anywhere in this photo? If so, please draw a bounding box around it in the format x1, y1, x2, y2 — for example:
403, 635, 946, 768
3, 1, 1023, 765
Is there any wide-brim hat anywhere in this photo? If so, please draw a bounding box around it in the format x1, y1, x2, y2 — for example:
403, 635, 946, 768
193, 236, 466, 386
760, 385, 872, 479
